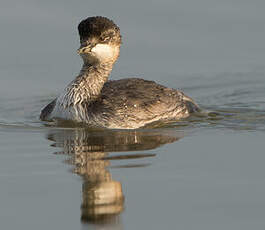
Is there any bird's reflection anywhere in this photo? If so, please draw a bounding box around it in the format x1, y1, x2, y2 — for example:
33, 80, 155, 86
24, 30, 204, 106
47, 128, 183, 226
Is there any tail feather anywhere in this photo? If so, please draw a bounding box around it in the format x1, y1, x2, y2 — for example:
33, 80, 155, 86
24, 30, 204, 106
182, 95, 200, 113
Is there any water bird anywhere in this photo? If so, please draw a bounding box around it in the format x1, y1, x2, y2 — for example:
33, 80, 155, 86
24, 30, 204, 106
40, 16, 200, 129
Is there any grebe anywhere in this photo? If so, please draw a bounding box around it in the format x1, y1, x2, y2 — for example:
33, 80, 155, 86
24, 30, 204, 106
40, 16, 200, 129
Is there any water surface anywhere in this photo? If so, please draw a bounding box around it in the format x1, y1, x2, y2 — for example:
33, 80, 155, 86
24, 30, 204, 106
0, 0, 265, 229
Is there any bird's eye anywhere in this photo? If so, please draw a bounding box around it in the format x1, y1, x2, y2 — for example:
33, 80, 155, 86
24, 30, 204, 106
101, 36, 110, 42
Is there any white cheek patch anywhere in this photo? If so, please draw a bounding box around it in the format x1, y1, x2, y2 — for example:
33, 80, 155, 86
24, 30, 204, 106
91, 44, 114, 59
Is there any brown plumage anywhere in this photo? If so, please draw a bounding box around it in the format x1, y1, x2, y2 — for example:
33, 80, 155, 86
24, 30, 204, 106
40, 16, 200, 129
86, 78, 199, 129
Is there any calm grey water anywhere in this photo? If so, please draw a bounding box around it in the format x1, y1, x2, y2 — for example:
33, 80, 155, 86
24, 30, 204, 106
1, 0, 265, 229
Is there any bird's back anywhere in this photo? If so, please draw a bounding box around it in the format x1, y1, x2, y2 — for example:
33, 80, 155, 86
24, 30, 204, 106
87, 78, 200, 129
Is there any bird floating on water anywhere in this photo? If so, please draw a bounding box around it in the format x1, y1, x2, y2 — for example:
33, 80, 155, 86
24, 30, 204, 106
40, 16, 200, 129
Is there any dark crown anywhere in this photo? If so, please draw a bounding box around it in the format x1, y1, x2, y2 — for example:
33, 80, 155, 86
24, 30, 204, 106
78, 16, 121, 42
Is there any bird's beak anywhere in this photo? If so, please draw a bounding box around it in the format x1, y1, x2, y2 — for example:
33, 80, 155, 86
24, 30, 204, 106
77, 43, 93, 54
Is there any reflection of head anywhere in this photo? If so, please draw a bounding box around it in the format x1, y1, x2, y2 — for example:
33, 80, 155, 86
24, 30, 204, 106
81, 181, 124, 224
70, 149, 124, 224
47, 128, 182, 224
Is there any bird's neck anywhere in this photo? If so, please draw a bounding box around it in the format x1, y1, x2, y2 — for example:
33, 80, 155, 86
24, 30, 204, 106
62, 61, 114, 107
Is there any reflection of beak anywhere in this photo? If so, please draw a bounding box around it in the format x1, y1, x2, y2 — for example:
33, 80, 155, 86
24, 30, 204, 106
77, 43, 92, 54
